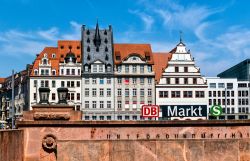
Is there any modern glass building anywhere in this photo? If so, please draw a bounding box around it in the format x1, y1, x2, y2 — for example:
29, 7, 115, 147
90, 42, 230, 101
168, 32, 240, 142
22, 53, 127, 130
218, 59, 250, 81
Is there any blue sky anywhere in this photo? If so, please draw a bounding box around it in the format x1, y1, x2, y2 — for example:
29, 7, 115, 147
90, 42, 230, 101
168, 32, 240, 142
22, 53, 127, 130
0, 0, 249, 77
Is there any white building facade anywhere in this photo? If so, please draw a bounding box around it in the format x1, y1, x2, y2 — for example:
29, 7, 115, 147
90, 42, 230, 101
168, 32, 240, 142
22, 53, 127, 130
156, 40, 208, 120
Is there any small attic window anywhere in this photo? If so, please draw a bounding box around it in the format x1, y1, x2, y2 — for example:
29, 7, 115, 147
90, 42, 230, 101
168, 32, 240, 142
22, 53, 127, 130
87, 54, 91, 61
34, 69, 38, 75
105, 46, 108, 52
52, 53, 56, 58
116, 55, 121, 61
77, 46, 80, 49
87, 38, 90, 43
104, 30, 107, 35
104, 38, 108, 44
69, 45, 72, 49
61, 46, 64, 49
146, 56, 150, 60
87, 46, 90, 52
61, 55, 64, 58
77, 55, 80, 58
86, 30, 90, 35
96, 47, 99, 52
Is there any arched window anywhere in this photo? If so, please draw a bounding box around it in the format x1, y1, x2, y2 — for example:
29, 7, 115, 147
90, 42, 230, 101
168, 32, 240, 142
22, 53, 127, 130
43, 59, 47, 65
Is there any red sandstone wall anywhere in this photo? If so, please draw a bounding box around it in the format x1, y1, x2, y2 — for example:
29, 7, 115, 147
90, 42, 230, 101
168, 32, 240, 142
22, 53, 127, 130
0, 130, 24, 161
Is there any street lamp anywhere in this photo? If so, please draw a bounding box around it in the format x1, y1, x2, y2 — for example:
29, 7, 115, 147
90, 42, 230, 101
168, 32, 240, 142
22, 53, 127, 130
57, 87, 69, 104
39, 87, 50, 104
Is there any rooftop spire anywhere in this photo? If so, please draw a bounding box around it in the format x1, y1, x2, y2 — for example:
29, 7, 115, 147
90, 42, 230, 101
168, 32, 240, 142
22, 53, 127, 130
94, 20, 101, 47
179, 30, 183, 43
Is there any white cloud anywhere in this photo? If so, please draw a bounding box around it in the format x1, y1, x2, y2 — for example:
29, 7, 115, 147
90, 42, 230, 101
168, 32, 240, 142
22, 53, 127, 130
129, 10, 154, 32
0, 21, 81, 58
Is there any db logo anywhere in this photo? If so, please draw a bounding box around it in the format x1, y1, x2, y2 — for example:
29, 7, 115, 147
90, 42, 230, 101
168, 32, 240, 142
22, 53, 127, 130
141, 105, 159, 118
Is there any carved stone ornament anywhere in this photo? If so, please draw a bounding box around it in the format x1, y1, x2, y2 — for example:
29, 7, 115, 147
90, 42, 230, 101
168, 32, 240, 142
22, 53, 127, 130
34, 112, 70, 120
42, 134, 57, 152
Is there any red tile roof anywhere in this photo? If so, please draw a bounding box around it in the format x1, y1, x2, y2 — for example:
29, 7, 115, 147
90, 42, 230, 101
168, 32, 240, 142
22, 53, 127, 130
30, 40, 81, 76
0, 78, 5, 84
153, 52, 172, 83
114, 44, 154, 64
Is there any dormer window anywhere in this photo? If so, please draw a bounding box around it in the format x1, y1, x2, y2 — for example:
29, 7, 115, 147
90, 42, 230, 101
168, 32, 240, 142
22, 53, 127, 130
84, 65, 89, 72
43, 59, 48, 65
132, 57, 137, 61
105, 46, 108, 52
104, 38, 108, 44
87, 38, 90, 43
87, 46, 90, 52
34, 70, 38, 75
116, 56, 121, 61
52, 53, 56, 58
52, 70, 56, 76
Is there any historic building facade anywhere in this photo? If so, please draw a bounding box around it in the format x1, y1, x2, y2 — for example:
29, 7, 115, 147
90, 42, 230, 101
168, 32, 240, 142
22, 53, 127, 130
81, 23, 115, 120
155, 40, 208, 120
29, 41, 82, 110
113, 44, 155, 120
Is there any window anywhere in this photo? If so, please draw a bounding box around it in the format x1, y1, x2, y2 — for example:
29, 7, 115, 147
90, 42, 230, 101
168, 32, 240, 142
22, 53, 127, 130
100, 88, 104, 97
52, 70, 56, 76
117, 65, 122, 72
45, 70, 49, 75
184, 67, 188, 72
218, 83, 225, 88
195, 91, 205, 98
193, 78, 197, 84
61, 81, 65, 87
125, 116, 130, 120
148, 65, 152, 72
107, 116, 111, 120
66, 69, 70, 75
85, 101, 89, 108
78, 69, 81, 75
140, 78, 144, 84
99, 78, 104, 84
107, 78, 111, 84
72, 69, 75, 75
209, 83, 216, 88
85, 116, 89, 120
159, 91, 168, 98
43, 59, 47, 65
125, 65, 129, 73
132, 115, 137, 120
133, 89, 137, 96
100, 116, 104, 120
99, 65, 103, 72
218, 91, 221, 97
213, 91, 216, 97
92, 78, 97, 84
71, 81, 74, 87
77, 93, 80, 100
61, 69, 64, 75
52, 93, 56, 100
166, 78, 171, 84
118, 78, 122, 84
77, 81, 80, 87
33, 93, 37, 100
52, 81, 56, 88
231, 91, 234, 97
175, 78, 179, 84
148, 100, 152, 105
84, 66, 89, 72
118, 89, 122, 96
118, 101, 122, 109
227, 91, 230, 97
92, 116, 97, 120
125, 89, 129, 97
184, 78, 188, 84
175, 66, 179, 72
117, 116, 122, 120
171, 91, 180, 98
148, 78, 152, 84
107, 88, 111, 97
107, 66, 111, 72
107, 101, 111, 108
209, 99, 212, 105
85, 78, 89, 84
184, 91, 192, 98
67, 81, 70, 87
92, 88, 96, 97
140, 65, 144, 73
222, 91, 225, 97
34, 70, 38, 75
132, 65, 137, 73
231, 99, 234, 105
100, 101, 104, 108
34, 80, 37, 87
209, 91, 212, 97
69, 93, 74, 100
140, 89, 144, 97
132, 78, 137, 84
93, 65, 97, 72
227, 83, 233, 89
85, 89, 89, 97
148, 89, 152, 96
45, 81, 49, 87
92, 101, 96, 108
